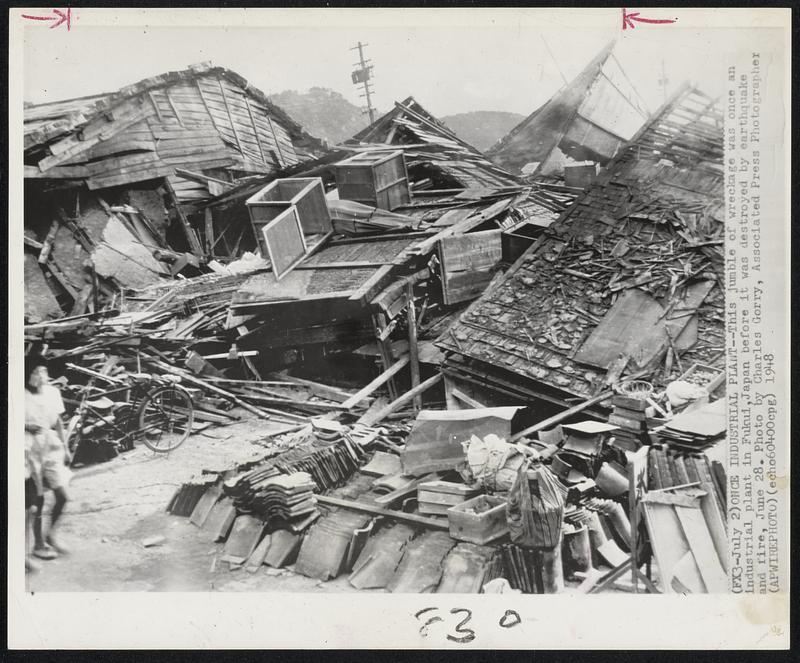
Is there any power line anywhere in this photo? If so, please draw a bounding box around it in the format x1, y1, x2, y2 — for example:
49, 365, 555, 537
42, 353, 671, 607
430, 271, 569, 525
540, 35, 568, 88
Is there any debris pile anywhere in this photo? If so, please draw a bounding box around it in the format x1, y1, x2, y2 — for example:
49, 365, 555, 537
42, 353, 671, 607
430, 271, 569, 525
23, 45, 730, 595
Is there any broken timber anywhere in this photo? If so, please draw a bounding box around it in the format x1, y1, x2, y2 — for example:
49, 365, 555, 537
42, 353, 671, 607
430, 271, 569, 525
315, 495, 449, 531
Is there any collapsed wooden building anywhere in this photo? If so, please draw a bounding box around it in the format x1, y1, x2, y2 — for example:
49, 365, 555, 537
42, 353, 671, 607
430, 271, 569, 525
438, 84, 725, 412
23, 62, 324, 322
23, 53, 732, 597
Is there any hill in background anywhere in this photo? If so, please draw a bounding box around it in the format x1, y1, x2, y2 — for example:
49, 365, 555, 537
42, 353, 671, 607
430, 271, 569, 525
269, 88, 524, 153
440, 111, 525, 152
269, 87, 372, 146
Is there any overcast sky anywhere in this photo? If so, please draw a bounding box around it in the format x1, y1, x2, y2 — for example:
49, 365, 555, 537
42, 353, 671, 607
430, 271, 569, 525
20, 9, 760, 121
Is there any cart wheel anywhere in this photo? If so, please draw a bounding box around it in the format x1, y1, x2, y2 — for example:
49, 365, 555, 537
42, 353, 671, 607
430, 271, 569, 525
137, 385, 194, 453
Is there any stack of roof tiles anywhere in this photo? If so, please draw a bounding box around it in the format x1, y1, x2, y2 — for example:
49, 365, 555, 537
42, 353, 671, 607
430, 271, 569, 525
225, 469, 318, 526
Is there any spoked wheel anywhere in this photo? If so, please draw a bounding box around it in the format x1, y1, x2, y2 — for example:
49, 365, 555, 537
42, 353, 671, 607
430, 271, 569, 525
137, 385, 194, 453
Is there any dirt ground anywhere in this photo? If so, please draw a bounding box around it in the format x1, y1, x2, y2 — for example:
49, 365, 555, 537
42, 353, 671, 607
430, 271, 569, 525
25, 413, 367, 593
26, 412, 642, 594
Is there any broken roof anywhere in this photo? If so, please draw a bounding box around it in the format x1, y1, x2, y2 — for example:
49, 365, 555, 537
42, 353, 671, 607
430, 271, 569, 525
439, 84, 725, 401
24, 62, 309, 151
350, 96, 520, 192
487, 41, 650, 176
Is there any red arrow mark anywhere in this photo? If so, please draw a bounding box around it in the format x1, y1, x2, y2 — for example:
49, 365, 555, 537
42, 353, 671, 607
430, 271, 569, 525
22, 8, 72, 31
622, 7, 676, 30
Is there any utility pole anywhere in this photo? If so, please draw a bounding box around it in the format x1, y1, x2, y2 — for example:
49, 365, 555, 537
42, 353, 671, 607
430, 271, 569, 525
351, 41, 376, 124
658, 60, 669, 103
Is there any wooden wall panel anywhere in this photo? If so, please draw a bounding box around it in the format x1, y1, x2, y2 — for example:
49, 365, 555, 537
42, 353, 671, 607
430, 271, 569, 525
439, 229, 503, 305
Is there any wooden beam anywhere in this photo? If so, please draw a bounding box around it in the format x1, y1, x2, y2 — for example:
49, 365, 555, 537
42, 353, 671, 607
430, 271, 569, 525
164, 88, 184, 127
509, 390, 614, 442
264, 114, 286, 167
315, 494, 449, 531
217, 76, 245, 155
204, 208, 215, 254
38, 221, 59, 264
145, 357, 272, 420
243, 95, 269, 167
148, 91, 164, 123
451, 388, 485, 409
163, 178, 204, 256
195, 78, 222, 134
273, 373, 357, 403
341, 355, 410, 409
37, 109, 149, 172
359, 372, 443, 426
349, 264, 395, 303
371, 312, 398, 401
406, 282, 421, 410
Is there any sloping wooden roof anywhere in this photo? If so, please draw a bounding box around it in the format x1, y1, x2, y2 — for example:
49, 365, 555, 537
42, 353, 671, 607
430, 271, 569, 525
24, 63, 326, 197
24, 63, 310, 151
439, 85, 725, 400
487, 41, 650, 175
351, 96, 520, 191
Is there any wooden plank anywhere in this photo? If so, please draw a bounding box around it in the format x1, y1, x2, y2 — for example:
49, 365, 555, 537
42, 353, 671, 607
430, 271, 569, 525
509, 390, 614, 441
574, 289, 667, 369
675, 505, 728, 592
642, 502, 693, 594
450, 388, 485, 409
87, 164, 174, 190
204, 207, 215, 254
341, 356, 410, 409
348, 264, 395, 303
274, 373, 356, 404
406, 282, 421, 410
439, 229, 502, 305
315, 495, 448, 531
163, 178, 204, 256
358, 373, 443, 426
194, 78, 222, 134
38, 221, 59, 264
38, 109, 150, 171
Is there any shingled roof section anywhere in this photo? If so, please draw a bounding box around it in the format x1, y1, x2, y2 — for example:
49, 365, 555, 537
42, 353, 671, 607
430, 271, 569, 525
437, 84, 725, 402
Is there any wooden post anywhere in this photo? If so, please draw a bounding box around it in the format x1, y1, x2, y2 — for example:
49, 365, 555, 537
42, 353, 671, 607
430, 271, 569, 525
359, 373, 442, 426
443, 375, 459, 410
629, 446, 649, 593
163, 178, 204, 256
372, 311, 398, 401
406, 282, 421, 411
204, 208, 215, 255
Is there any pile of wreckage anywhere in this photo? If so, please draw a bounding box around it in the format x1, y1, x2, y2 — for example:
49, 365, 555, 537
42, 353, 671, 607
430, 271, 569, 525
23, 43, 728, 594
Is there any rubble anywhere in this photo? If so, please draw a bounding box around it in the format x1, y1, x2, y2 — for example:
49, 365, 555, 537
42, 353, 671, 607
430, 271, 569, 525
24, 46, 730, 596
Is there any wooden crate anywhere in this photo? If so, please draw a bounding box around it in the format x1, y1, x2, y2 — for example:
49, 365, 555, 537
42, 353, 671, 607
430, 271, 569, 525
418, 481, 481, 515
447, 494, 508, 544
260, 207, 307, 280
334, 150, 411, 211
678, 362, 725, 394
246, 177, 331, 235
